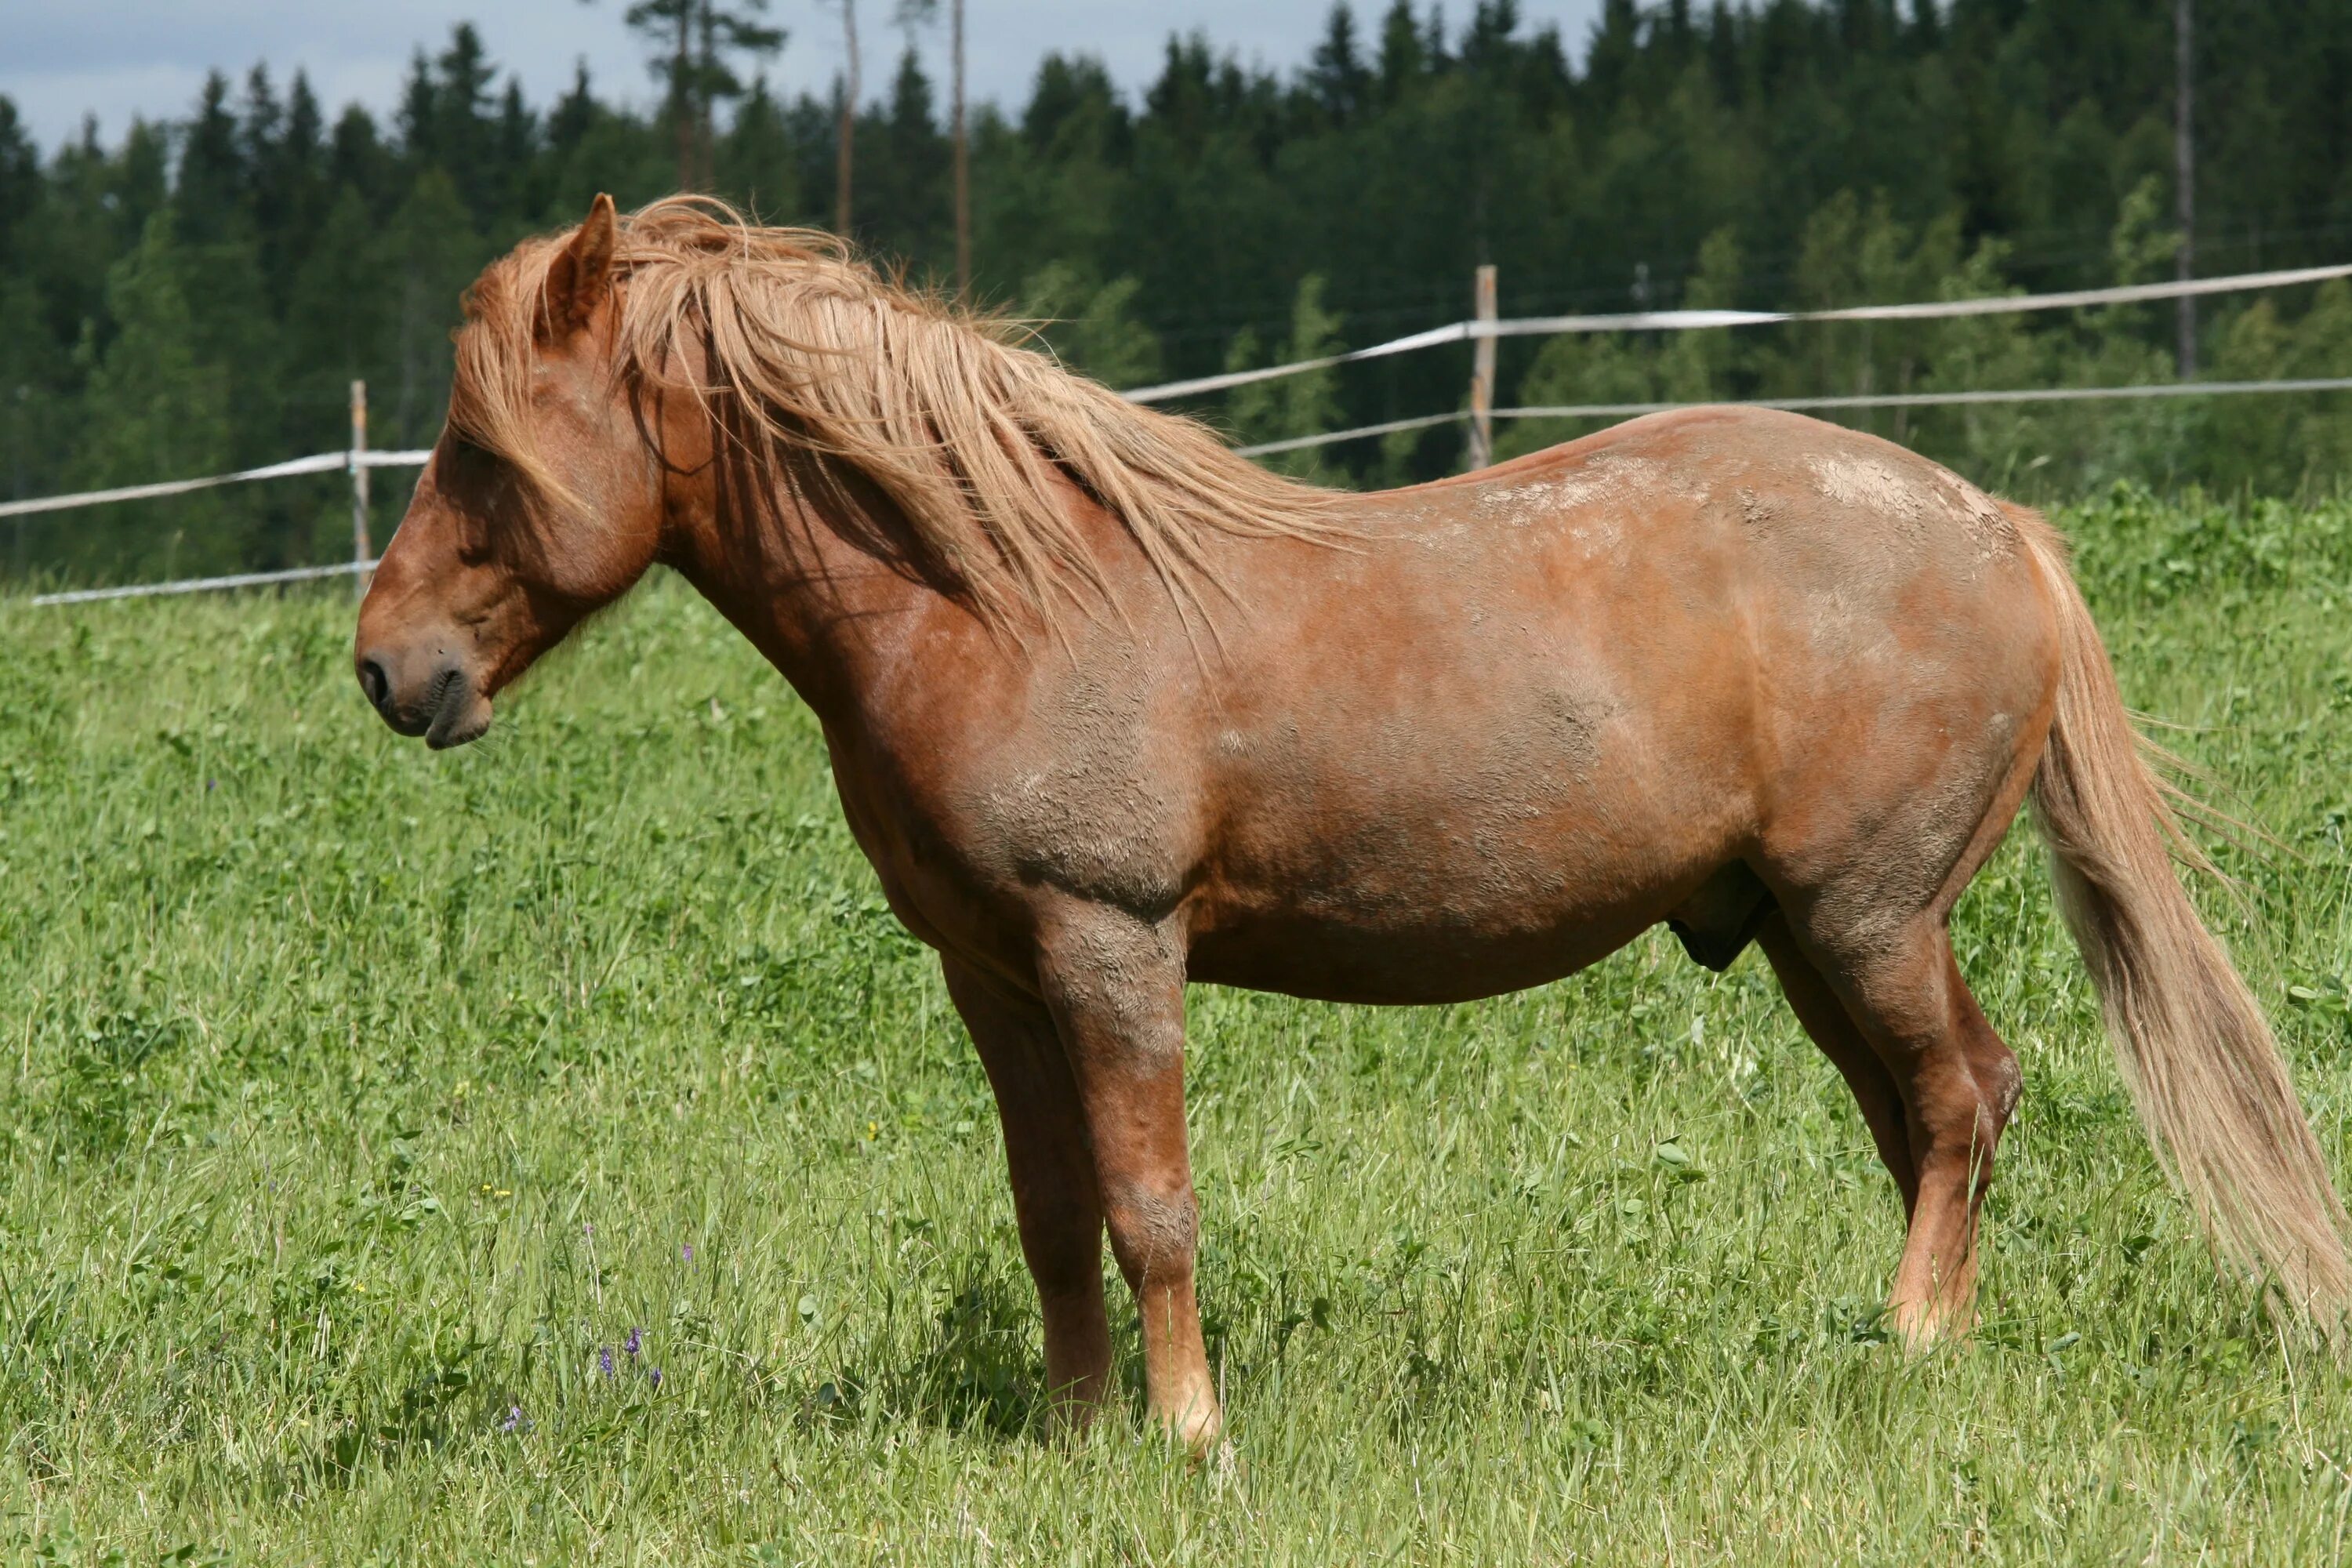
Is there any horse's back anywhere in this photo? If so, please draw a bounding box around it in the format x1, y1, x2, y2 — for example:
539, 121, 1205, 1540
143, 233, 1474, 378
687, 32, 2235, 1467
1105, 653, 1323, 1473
1392, 406, 2056, 707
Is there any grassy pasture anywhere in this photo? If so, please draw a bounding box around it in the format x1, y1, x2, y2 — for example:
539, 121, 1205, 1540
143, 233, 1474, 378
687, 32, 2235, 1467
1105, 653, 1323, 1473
5, 489, 2352, 1563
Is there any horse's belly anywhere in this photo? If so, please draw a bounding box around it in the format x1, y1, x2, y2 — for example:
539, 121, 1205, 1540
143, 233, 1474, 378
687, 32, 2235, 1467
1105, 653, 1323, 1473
1184, 778, 1743, 1004
1185, 889, 1678, 1004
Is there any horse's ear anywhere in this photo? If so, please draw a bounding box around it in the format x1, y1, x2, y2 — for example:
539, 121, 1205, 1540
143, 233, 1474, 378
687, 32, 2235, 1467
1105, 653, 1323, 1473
541, 193, 618, 340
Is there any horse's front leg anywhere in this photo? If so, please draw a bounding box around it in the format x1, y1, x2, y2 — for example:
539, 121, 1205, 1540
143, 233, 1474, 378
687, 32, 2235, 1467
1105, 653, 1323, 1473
1033, 903, 1221, 1451
941, 957, 1114, 1429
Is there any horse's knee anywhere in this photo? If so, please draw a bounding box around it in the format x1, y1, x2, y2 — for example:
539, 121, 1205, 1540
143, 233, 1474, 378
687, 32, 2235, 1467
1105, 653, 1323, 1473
1101, 1178, 1197, 1285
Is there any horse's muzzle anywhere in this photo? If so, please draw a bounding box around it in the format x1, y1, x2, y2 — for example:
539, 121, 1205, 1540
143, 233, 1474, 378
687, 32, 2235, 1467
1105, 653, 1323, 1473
356, 649, 492, 749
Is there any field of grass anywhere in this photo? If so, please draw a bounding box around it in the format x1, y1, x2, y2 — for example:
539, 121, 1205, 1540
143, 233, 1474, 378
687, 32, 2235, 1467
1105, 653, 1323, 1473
5, 488, 2352, 1562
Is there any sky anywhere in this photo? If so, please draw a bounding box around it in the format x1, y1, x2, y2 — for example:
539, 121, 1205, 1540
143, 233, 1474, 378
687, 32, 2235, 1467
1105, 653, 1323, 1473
1, 2, 1607, 153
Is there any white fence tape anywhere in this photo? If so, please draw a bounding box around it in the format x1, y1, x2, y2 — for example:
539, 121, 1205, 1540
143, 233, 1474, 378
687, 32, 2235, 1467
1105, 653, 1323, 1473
9, 256, 2348, 517
0, 449, 430, 521
33, 373, 2352, 603
12, 257, 2349, 524
30, 558, 378, 607
1124, 260, 2352, 403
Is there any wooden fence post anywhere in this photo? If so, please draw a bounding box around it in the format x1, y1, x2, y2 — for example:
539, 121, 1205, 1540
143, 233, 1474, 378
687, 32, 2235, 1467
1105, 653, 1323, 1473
350, 379, 372, 597
1467, 264, 1498, 470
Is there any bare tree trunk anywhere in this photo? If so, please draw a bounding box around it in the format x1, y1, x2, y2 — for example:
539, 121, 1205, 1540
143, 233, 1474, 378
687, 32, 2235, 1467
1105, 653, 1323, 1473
953, 0, 970, 298
2175, 0, 2197, 378
695, 0, 717, 188
837, 0, 860, 238
673, 3, 695, 191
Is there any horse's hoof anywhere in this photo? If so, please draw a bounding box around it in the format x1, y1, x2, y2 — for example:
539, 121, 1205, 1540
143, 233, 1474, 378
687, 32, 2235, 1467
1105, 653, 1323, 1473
1159, 1399, 1223, 1459
1891, 1301, 1976, 1356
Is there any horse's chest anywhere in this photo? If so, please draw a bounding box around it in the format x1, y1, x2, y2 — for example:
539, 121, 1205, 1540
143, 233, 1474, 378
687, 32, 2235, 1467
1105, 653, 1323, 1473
829, 718, 1197, 975
933, 662, 1202, 916
960, 752, 1192, 913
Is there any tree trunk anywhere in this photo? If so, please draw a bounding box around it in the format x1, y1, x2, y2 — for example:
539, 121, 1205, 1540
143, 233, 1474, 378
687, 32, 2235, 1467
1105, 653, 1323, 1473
695, 0, 717, 189
673, 3, 695, 192
837, 0, 859, 238
953, 0, 970, 298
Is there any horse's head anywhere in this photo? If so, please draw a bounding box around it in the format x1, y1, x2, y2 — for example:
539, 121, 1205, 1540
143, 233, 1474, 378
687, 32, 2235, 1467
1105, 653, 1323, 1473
356, 194, 662, 748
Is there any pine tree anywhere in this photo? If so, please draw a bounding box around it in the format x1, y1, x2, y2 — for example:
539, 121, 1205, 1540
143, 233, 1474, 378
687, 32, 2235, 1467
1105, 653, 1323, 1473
608, 1, 786, 190
1376, 0, 1426, 101
285, 184, 392, 394
1021, 263, 1163, 390
328, 104, 392, 205
721, 76, 797, 217
1308, 5, 1372, 124
1226, 274, 1347, 480
386, 169, 481, 447
248, 69, 327, 298
175, 72, 246, 245
422, 25, 506, 226
0, 99, 42, 274
863, 48, 945, 264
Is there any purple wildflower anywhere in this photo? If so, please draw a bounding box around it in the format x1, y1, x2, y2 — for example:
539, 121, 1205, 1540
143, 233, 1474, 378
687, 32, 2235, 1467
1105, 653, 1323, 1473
582, 1222, 594, 1239
598, 1346, 615, 1378
625, 1327, 643, 1359
648, 1367, 662, 1388
681, 1243, 694, 1263
500, 1405, 522, 1432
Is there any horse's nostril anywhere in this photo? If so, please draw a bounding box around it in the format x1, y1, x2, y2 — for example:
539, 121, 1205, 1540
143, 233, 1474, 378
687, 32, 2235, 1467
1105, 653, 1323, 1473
358, 656, 390, 713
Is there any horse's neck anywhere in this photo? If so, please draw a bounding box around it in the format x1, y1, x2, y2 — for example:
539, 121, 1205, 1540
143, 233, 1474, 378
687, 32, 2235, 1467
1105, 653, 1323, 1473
668, 448, 966, 728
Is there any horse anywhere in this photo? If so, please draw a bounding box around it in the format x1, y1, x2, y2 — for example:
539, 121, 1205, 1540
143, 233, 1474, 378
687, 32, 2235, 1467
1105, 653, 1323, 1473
354, 194, 2351, 1450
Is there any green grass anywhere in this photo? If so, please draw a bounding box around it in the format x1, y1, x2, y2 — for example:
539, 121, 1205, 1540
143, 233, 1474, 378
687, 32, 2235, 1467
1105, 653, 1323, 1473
6, 488, 2352, 1563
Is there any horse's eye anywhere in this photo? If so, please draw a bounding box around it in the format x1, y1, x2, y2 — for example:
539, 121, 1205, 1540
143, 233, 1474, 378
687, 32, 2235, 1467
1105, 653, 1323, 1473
446, 437, 499, 485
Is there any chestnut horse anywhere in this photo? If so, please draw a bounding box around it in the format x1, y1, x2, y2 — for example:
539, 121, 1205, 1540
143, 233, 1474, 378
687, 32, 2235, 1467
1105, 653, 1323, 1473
356, 196, 2350, 1448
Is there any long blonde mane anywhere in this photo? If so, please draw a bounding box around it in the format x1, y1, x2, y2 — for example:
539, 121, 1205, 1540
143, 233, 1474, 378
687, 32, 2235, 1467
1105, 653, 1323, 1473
448, 196, 1343, 630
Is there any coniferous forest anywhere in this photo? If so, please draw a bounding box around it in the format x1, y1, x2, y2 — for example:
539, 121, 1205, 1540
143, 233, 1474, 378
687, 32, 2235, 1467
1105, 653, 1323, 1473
5, 0, 2352, 585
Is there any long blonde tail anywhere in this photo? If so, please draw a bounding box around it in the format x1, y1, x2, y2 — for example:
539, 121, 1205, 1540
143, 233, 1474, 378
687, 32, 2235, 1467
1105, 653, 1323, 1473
2015, 506, 2351, 1324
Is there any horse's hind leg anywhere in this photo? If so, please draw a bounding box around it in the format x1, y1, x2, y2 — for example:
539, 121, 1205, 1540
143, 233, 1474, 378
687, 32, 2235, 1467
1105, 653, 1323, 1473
1756, 911, 1918, 1216
1903, 948, 2027, 1337
1764, 698, 2045, 1345
1811, 918, 2023, 1345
